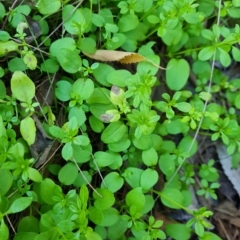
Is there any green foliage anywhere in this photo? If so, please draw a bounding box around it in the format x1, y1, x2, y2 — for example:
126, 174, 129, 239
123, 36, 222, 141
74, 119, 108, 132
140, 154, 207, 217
0, 0, 238, 239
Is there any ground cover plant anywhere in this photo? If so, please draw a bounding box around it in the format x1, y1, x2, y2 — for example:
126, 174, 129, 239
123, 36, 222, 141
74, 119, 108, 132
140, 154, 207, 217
0, 0, 240, 239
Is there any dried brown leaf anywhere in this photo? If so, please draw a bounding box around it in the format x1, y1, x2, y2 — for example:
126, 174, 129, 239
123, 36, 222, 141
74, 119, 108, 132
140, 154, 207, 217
84, 49, 165, 69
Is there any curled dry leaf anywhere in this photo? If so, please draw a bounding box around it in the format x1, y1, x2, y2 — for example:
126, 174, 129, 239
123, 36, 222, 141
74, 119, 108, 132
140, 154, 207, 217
84, 49, 165, 70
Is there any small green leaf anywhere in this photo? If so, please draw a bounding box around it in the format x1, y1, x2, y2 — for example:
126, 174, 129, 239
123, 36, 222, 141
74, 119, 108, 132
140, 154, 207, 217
122, 167, 143, 189
118, 14, 139, 32
17, 216, 39, 233
166, 59, 190, 91
50, 38, 76, 57
0, 3, 6, 20
140, 169, 158, 191
0, 31, 10, 42
126, 187, 145, 211
0, 169, 13, 195
101, 121, 127, 144
41, 58, 59, 73
198, 46, 215, 61
232, 46, 240, 62
55, 80, 72, 102
200, 232, 222, 240
142, 147, 158, 166
165, 223, 191, 240
58, 162, 78, 185
56, 48, 82, 73
28, 168, 42, 182
175, 102, 191, 112
7, 197, 32, 214
78, 37, 96, 54
99, 207, 119, 227
0, 220, 9, 240
69, 106, 86, 126
40, 178, 63, 205
20, 117, 36, 145
160, 187, 185, 209
37, 0, 61, 15
62, 142, 73, 160
93, 188, 115, 210
94, 151, 115, 167
159, 153, 176, 176
11, 71, 35, 102
218, 48, 231, 67
101, 172, 124, 193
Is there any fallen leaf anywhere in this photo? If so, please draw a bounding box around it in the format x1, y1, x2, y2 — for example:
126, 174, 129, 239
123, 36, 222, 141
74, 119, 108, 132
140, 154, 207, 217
84, 50, 165, 69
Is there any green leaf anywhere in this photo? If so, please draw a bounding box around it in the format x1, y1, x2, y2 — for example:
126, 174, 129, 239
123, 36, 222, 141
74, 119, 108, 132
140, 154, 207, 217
78, 37, 96, 54
200, 232, 222, 240
37, 0, 61, 15
80, 184, 89, 209
93, 188, 115, 210
88, 206, 103, 225
63, 5, 85, 35
94, 151, 115, 167
0, 169, 13, 195
28, 168, 42, 182
175, 102, 191, 112
218, 48, 231, 67
20, 117, 36, 145
74, 171, 92, 187
56, 48, 81, 73
89, 116, 105, 133
140, 169, 158, 191
11, 71, 35, 102
232, 46, 240, 61
108, 134, 131, 152
99, 207, 119, 227
0, 31, 10, 42
198, 46, 215, 61
133, 134, 152, 150
118, 14, 139, 32
106, 70, 132, 87
7, 197, 32, 214
234, 93, 240, 109
73, 135, 90, 146
122, 167, 143, 188
50, 38, 76, 57
101, 121, 127, 144
0, 80, 6, 98
69, 106, 86, 126
160, 187, 185, 209
62, 142, 73, 160
58, 162, 78, 186
108, 218, 128, 240
91, 13, 105, 27
55, 80, 72, 102
101, 172, 124, 193
126, 187, 145, 211
165, 223, 191, 240
17, 216, 39, 233
0, 220, 9, 240
8, 58, 27, 72
72, 78, 94, 100
142, 147, 158, 166
40, 178, 62, 205
0, 41, 19, 56
166, 59, 190, 90
0, 3, 6, 20
49, 125, 65, 139
159, 153, 176, 176
41, 58, 59, 73
92, 63, 114, 87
